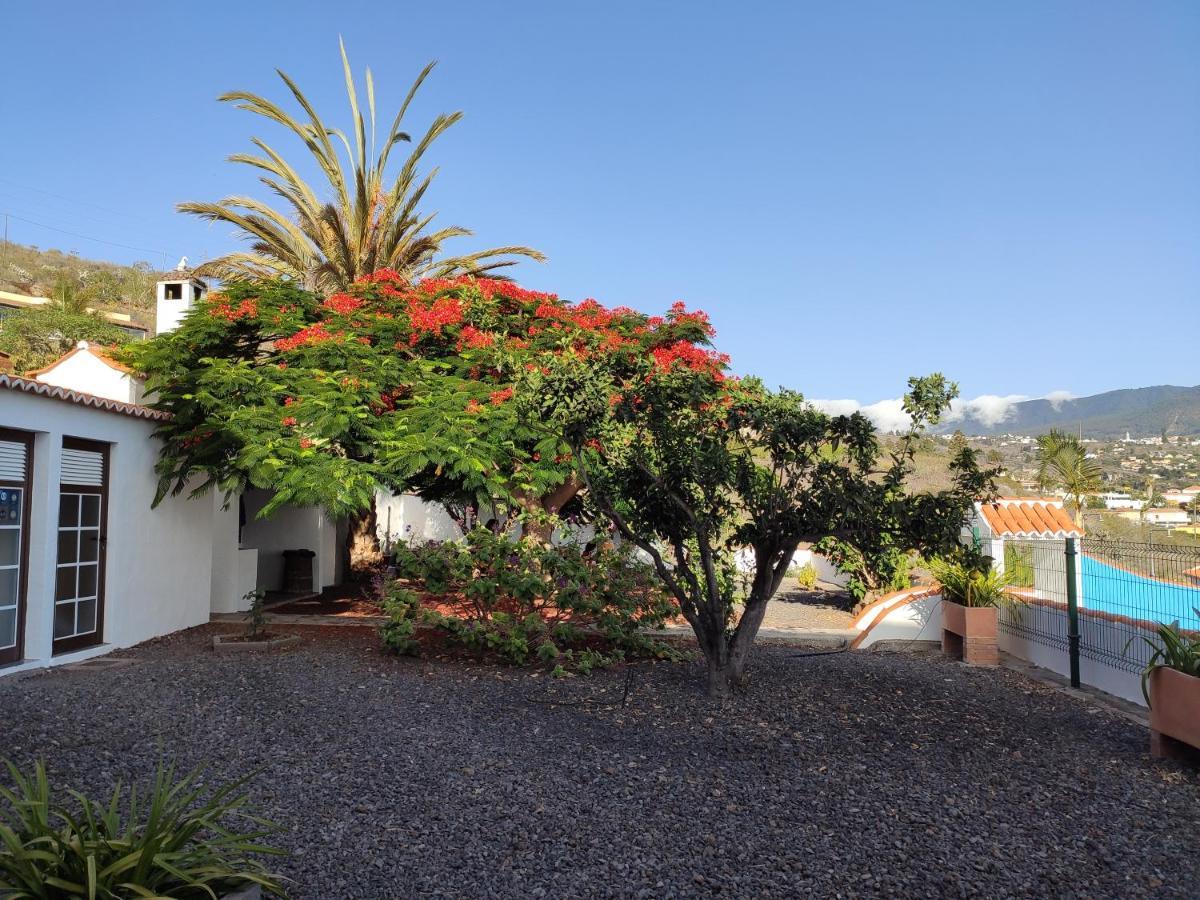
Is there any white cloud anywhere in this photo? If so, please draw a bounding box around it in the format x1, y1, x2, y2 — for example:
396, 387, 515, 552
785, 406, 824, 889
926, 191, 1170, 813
1044, 390, 1074, 410
946, 394, 1029, 428
810, 388, 1075, 433
808, 397, 913, 433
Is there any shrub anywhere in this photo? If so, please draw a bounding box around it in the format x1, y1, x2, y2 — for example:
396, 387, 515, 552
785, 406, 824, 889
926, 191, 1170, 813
0, 758, 285, 898
791, 562, 818, 590
929, 556, 1013, 608
381, 528, 681, 670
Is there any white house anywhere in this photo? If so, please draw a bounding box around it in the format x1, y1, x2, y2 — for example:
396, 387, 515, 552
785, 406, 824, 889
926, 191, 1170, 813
1119, 507, 1191, 526
30, 341, 144, 405
0, 374, 216, 671
0, 270, 352, 676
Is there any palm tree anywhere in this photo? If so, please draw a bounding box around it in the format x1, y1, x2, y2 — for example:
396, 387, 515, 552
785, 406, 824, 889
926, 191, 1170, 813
180, 40, 545, 292
1034, 430, 1103, 526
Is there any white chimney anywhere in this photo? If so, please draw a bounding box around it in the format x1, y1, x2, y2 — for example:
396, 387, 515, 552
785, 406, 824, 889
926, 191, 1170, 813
155, 266, 207, 335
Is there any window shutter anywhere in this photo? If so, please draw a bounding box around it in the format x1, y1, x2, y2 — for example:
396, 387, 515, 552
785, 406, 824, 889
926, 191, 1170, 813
0, 441, 26, 482
60, 448, 104, 487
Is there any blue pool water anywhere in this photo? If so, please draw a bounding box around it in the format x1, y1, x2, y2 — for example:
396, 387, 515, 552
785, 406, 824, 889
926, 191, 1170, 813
1081, 555, 1200, 630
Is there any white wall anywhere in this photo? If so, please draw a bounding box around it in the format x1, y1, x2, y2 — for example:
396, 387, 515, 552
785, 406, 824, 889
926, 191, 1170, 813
1, 392, 214, 674
208, 496, 259, 614
375, 491, 462, 548
999, 602, 1149, 706
155, 279, 205, 336
240, 489, 338, 593
36, 350, 142, 404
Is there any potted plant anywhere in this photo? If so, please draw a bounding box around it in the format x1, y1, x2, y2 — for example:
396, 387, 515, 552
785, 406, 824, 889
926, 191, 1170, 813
929, 556, 1014, 666
1137, 615, 1200, 759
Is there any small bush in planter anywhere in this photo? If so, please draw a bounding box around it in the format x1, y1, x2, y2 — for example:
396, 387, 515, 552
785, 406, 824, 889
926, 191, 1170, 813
0, 758, 286, 898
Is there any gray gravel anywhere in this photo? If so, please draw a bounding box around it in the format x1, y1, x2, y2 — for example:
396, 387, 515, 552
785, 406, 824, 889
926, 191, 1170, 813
1, 624, 1198, 899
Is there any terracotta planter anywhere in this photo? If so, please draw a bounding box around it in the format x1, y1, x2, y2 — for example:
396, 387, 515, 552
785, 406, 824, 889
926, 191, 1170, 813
1148, 666, 1200, 760
941, 600, 999, 666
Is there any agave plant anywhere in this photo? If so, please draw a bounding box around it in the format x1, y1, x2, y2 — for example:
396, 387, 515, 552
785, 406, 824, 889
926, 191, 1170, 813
0, 758, 285, 898
1135, 613, 1200, 707
180, 39, 544, 292
929, 556, 1014, 608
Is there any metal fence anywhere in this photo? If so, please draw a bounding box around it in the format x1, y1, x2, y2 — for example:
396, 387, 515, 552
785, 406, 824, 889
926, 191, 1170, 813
998, 537, 1200, 698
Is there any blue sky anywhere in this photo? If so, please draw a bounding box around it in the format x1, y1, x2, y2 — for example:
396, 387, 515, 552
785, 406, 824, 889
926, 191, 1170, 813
2, 1, 1197, 414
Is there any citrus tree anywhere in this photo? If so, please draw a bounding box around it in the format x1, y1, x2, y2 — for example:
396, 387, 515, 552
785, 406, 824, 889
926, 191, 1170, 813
530, 359, 993, 698
127, 272, 720, 563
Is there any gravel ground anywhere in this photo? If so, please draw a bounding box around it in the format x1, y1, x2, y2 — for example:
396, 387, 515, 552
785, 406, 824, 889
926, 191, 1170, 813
758, 581, 856, 631
2, 624, 1198, 899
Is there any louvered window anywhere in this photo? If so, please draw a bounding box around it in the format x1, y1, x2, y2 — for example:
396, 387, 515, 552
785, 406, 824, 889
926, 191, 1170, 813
0, 441, 25, 482
60, 448, 104, 488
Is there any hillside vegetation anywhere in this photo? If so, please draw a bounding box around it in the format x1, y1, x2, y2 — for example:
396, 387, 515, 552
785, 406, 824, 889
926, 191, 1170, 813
0, 240, 156, 315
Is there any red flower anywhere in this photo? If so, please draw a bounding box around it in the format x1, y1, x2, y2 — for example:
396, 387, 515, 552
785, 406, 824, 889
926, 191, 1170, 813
465, 399, 483, 414
489, 387, 514, 406
322, 293, 365, 315
282, 416, 298, 427
300, 437, 315, 449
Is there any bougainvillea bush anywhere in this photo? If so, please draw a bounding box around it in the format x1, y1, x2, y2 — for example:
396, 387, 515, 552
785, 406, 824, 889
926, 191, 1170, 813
128, 272, 724, 558
378, 528, 681, 672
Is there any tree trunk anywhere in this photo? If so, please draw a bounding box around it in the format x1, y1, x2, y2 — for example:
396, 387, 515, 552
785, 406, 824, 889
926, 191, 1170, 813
345, 498, 382, 579
706, 652, 747, 699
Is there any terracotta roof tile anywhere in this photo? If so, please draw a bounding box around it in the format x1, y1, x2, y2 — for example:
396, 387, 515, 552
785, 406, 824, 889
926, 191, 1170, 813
0, 374, 168, 421
979, 499, 1083, 537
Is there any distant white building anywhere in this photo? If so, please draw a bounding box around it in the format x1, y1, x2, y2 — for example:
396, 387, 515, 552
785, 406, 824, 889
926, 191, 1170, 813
1117, 507, 1190, 526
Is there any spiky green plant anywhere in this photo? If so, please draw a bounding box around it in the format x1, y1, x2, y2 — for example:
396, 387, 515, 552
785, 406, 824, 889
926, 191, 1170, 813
0, 758, 285, 898
929, 556, 1014, 608
1034, 430, 1103, 526
1136, 613, 1200, 707
180, 39, 544, 292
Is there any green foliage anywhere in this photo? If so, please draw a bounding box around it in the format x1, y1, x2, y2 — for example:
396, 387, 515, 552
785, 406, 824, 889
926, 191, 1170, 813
0, 306, 125, 373
180, 41, 542, 291
791, 562, 818, 590
928, 555, 1014, 608
243, 589, 268, 640
1004, 543, 1036, 588
127, 275, 714, 529
1136, 614, 1200, 707
0, 758, 285, 898
377, 581, 422, 656
816, 540, 911, 603
380, 528, 680, 669
533, 358, 996, 694
0, 241, 156, 311
1035, 430, 1103, 524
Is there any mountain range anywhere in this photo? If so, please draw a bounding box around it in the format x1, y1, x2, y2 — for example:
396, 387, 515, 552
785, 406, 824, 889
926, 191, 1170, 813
944, 385, 1200, 439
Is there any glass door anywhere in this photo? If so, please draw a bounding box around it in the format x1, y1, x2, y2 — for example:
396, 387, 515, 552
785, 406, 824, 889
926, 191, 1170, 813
0, 430, 32, 665
53, 439, 108, 654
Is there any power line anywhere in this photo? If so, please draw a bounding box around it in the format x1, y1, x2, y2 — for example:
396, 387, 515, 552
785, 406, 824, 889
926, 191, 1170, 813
0, 176, 167, 231
0, 211, 169, 262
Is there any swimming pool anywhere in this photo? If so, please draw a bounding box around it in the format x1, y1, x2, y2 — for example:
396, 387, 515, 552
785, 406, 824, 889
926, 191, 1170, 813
1081, 554, 1200, 630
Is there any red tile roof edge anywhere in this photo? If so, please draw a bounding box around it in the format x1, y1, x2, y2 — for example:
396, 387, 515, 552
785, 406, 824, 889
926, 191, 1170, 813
0, 373, 169, 422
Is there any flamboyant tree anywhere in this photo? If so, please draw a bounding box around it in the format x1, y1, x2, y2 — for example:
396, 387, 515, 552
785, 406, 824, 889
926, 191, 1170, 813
529, 356, 994, 697
127, 272, 723, 562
